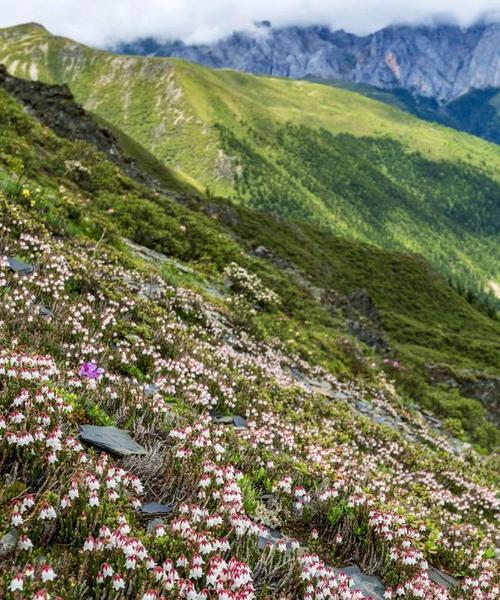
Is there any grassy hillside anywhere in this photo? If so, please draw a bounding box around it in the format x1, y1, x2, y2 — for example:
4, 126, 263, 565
316, 80, 500, 146
0, 75, 499, 600
1, 76, 500, 449
0, 23, 498, 307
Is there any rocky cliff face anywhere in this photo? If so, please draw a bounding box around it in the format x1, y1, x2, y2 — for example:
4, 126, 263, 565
116, 20, 500, 102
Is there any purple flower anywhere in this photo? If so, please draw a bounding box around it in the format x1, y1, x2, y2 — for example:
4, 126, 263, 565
392, 360, 400, 369
78, 362, 103, 379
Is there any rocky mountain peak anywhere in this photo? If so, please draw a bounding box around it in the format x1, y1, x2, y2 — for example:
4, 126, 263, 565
114, 20, 500, 102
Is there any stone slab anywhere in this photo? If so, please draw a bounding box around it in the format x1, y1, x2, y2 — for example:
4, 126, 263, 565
79, 425, 147, 457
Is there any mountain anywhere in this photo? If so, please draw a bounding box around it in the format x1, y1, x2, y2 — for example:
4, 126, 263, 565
115, 20, 500, 143
0, 23, 499, 315
0, 30, 498, 600
115, 20, 500, 103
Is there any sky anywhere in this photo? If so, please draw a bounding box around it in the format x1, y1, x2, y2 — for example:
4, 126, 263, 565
1, 1, 499, 46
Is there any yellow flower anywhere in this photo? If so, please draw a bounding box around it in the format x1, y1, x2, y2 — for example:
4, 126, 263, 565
21, 188, 30, 198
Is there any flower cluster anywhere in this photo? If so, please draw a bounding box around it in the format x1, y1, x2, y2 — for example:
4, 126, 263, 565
0, 201, 498, 600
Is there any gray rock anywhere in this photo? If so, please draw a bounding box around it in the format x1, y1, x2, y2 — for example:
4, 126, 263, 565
308, 378, 334, 398
0, 529, 18, 558
232, 415, 248, 428
201, 283, 225, 299
212, 414, 248, 428
335, 565, 386, 599
123, 238, 170, 264
79, 425, 147, 457
39, 304, 54, 319
252, 245, 292, 270
289, 366, 310, 386
428, 566, 458, 589
146, 517, 165, 533
140, 283, 163, 300
212, 415, 234, 425
144, 384, 158, 396
122, 276, 162, 300
7, 256, 35, 275
123, 238, 195, 274
258, 527, 290, 550
141, 502, 173, 515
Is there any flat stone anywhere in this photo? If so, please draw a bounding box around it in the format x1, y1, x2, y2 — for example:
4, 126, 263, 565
79, 425, 147, 457
141, 502, 173, 515
202, 283, 225, 299
123, 238, 170, 263
428, 566, 458, 589
212, 414, 247, 428
7, 256, 35, 275
373, 415, 393, 426
212, 414, 234, 424
232, 415, 248, 428
289, 366, 310, 386
123, 239, 195, 274
335, 566, 385, 599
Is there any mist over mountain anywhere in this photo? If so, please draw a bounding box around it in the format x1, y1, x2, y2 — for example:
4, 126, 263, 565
115, 20, 500, 103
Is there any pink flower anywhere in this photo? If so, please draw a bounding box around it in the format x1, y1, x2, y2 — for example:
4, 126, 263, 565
78, 362, 103, 379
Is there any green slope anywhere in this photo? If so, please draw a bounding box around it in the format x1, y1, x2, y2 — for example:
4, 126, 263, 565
321, 79, 500, 146
1, 78, 499, 600
0, 22, 499, 311
0, 77, 499, 450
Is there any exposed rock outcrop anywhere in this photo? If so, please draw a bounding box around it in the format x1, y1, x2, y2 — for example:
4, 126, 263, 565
0, 64, 170, 192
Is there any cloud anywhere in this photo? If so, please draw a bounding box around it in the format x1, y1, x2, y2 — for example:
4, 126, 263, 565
0, 0, 499, 46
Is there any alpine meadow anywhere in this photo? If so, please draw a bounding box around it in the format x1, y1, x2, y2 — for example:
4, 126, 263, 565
0, 10, 498, 600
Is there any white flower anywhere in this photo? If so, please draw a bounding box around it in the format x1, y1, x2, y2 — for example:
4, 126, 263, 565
11, 511, 24, 526
19, 535, 33, 551
41, 565, 56, 582
9, 574, 24, 592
